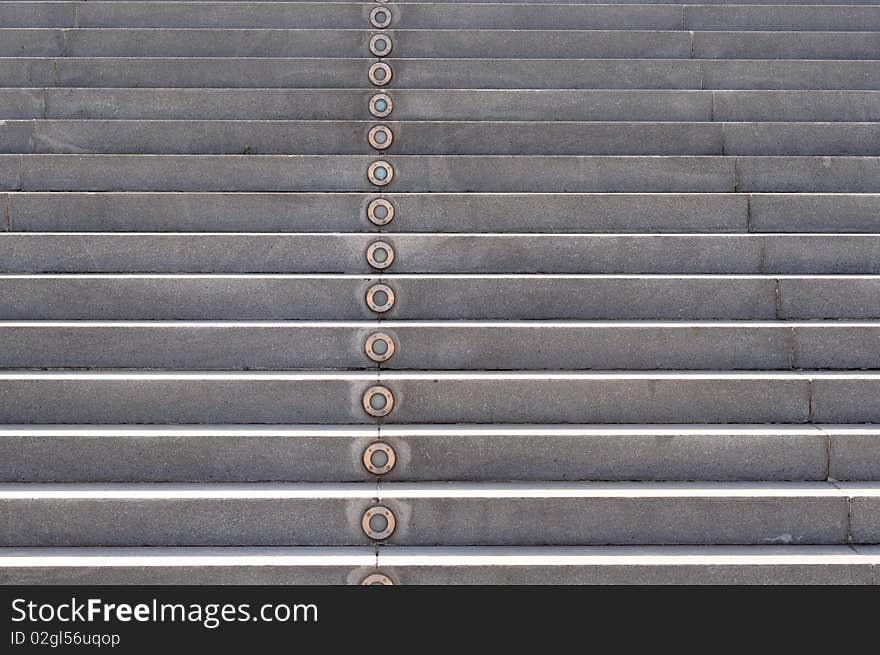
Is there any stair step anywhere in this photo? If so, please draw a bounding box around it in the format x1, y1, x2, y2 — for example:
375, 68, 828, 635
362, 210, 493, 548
5, 192, 879, 234
59, 3, 880, 31
4, 29, 879, 60
0, 89, 870, 122
0, 320, 878, 370
4, 545, 877, 585
6, 545, 880, 585
0, 370, 873, 423
2, 120, 879, 156
5, 58, 880, 90
379, 545, 880, 585
0, 274, 878, 320
0, 234, 879, 274
0, 155, 877, 192
2, 423, 862, 482
0, 481, 875, 546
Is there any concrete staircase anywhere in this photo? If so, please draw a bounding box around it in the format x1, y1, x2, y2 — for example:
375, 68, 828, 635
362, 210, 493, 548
1, 0, 880, 585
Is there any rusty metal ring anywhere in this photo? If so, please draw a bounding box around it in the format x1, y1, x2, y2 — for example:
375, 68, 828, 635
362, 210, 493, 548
369, 33, 393, 57
365, 332, 396, 362
366, 241, 395, 270
365, 283, 395, 313
363, 441, 396, 475
366, 198, 395, 226
362, 505, 396, 540
367, 160, 393, 186
362, 385, 394, 417
369, 6, 392, 28
361, 573, 394, 585
368, 125, 393, 150
368, 62, 392, 87
369, 93, 393, 118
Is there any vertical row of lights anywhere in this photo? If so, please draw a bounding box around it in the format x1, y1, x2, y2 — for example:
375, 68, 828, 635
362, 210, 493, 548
361, 3, 398, 584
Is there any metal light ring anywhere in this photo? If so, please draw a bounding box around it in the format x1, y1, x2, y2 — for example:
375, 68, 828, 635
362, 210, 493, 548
367, 160, 394, 187
361, 573, 394, 586
369, 93, 394, 118
362, 384, 394, 417
362, 441, 397, 475
368, 124, 394, 151
362, 505, 396, 540
365, 241, 395, 270
369, 33, 393, 57
366, 198, 395, 226
365, 283, 395, 313
369, 6, 392, 28
364, 331, 396, 362
368, 62, 392, 87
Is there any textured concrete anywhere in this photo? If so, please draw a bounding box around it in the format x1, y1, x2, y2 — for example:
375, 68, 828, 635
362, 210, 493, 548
0, 424, 827, 483
694, 31, 880, 60
827, 427, 880, 481
6, 192, 750, 233
840, 485, 880, 544
778, 278, 880, 319
0, 547, 376, 585
64, 29, 696, 59
0, 426, 378, 482
0, 372, 379, 424
1, 0, 879, 582
0, 234, 770, 273
41, 88, 717, 122
0, 275, 779, 320
749, 194, 880, 232
378, 372, 812, 424
379, 546, 874, 585
0, 371, 822, 424
0, 483, 379, 546
15, 155, 739, 192
377, 483, 848, 546
379, 425, 827, 482
77, 3, 684, 30
0, 233, 875, 274
810, 376, 880, 423
794, 325, 880, 368
0, 321, 793, 370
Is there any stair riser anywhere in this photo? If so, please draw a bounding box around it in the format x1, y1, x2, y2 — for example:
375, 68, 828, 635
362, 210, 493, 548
5, 29, 879, 60
0, 90, 871, 122
0, 155, 878, 193
2, 235, 880, 274
1, 277, 879, 320
0, 432, 829, 482
7, 192, 880, 234
0, 324, 878, 370
5, 59, 880, 90
3, 121, 880, 156
0, 496, 852, 546
63, 4, 880, 31
0, 376, 874, 423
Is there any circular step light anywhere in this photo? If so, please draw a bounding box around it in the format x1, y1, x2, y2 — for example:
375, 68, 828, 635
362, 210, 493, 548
362, 385, 394, 417
363, 442, 397, 475
362, 505, 396, 540
367, 198, 395, 226
368, 62, 392, 87
368, 125, 393, 150
368, 160, 394, 186
369, 93, 393, 118
365, 283, 395, 313
366, 241, 395, 270
364, 332, 395, 362
369, 34, 393, 57
361, 573, 394, 586
369, 6, 392, 28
